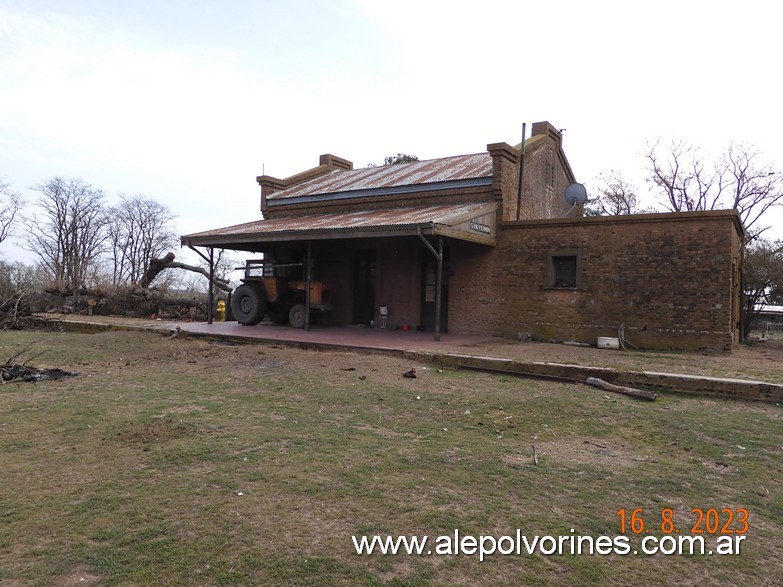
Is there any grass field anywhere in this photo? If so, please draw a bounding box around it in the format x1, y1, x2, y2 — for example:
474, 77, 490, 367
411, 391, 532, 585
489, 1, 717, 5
0, 330, 781, 586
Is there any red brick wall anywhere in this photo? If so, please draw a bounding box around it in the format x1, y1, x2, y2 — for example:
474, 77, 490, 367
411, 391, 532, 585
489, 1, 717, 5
299, 238, 424, 329
448, 211, 743, 351
253, 211, 742, 351
375, 239, 423, 329
519, 142, 575, 220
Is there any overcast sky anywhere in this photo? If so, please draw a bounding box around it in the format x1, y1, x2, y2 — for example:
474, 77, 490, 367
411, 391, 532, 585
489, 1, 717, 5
1, 0, 781, 264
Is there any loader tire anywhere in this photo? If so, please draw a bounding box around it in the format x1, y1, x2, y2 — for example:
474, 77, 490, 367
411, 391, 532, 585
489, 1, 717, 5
231, 283, 268, 326
288, 304, 307, 329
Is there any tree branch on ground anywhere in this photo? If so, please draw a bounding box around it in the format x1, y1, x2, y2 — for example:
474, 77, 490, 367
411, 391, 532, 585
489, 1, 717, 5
141, 253, 232, 292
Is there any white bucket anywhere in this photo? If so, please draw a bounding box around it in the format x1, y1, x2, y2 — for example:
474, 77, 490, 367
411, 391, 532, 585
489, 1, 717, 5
597, 337, 620, 349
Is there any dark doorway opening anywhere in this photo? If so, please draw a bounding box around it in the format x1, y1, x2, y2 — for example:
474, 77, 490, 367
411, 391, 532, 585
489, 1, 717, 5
352, 249, 376, 325
420, 248, 449, 332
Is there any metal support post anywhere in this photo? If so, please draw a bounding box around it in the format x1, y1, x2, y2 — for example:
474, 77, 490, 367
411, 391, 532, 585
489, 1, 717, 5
305, 242, 312, 331
207, 247, 214, 324
417, 227, 443, 342
434, 237, 443, 342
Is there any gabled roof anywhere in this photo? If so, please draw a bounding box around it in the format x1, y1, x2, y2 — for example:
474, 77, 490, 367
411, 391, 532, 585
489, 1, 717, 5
265, 152, 493, 202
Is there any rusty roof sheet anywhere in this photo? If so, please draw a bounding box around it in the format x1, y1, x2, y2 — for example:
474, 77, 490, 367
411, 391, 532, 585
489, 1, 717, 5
268, 152, 493, 200
184, 202, 494, 239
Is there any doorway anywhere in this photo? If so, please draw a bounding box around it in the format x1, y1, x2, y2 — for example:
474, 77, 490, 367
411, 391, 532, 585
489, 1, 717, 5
352, 249, 376, 325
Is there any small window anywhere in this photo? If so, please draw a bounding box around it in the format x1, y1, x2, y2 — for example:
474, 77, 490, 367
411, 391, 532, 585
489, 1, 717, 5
545, 162, 555, 189
552, 255, 577, 288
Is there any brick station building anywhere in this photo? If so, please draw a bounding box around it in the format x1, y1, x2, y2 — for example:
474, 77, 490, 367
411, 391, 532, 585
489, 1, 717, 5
182, 121, 744, 351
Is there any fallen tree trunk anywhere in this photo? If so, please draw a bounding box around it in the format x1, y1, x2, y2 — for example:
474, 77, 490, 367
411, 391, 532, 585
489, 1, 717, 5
141, 253, 232, 292
585, 376, 657, 401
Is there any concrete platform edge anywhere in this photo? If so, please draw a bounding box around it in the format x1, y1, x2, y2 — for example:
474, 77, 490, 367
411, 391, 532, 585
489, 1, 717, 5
54, 317, 783, 403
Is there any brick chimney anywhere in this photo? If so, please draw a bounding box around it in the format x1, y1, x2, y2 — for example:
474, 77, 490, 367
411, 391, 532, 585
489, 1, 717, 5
258, 153, 354, 211
531, 121, 563, 145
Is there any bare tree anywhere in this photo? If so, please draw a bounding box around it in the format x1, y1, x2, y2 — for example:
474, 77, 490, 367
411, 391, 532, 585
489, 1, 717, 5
211, 248, 237, 286
585, 171, 642, 216
645, 140, 783, 238
106, 194, 177, 286
742, 238, 783, 337
0, 178, 23, 245
0, 260, 46, 293
24, 177, 108, 291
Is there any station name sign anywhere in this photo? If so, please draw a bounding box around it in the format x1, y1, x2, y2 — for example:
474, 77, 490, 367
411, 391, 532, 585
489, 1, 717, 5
469, 220, 492, 235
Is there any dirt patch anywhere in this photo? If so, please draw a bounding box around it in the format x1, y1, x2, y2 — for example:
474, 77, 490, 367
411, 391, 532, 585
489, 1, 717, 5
114, 417, 194, 444
353, 423, 419, 439
505, 437, 656, 469
50, 567, 102, 586
161, 404, 207, 415
701, 458, 740, 476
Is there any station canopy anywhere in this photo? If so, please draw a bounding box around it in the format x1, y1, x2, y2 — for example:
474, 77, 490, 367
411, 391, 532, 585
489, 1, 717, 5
181, 201, 497, 252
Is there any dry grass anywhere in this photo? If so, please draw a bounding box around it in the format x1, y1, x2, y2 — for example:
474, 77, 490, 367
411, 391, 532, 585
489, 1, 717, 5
0, 330, 781, 586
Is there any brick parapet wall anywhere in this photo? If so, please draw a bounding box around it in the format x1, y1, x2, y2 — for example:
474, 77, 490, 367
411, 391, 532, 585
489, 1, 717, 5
448, 211, 743, 351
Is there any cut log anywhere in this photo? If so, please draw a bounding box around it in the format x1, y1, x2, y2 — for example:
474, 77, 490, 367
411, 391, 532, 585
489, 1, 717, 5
585, 377, 657, 401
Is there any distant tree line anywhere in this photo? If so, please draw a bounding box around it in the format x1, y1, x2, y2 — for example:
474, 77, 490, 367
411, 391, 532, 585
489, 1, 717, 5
1, 175, 178, 292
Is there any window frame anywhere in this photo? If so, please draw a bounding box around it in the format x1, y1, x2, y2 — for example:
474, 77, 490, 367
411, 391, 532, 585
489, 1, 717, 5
545, 162, 555, 189
548, 249, 581, 289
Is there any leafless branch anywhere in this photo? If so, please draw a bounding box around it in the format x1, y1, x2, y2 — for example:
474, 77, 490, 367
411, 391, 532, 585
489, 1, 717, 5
645, 140, 782, 236
0, 179, 23, 244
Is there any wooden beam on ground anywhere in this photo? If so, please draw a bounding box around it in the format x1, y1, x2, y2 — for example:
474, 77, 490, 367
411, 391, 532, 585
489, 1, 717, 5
585, 377, 657, 401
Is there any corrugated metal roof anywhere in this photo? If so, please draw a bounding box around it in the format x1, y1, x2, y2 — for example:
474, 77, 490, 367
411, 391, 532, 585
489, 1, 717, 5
184, 202, 494, 239
267, 152, 493, 200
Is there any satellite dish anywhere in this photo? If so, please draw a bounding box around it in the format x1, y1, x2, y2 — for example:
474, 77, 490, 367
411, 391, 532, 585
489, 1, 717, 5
564, 183, 588, 206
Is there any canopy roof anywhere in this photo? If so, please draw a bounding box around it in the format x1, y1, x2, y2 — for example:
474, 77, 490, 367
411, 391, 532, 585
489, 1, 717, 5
182, 202, 498, 251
